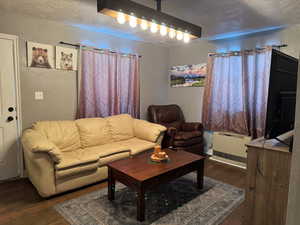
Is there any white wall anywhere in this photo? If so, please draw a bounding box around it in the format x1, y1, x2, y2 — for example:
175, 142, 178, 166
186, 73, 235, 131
168, 25, 300, 122
286, 60, 300, 225
0, 12, 169, 128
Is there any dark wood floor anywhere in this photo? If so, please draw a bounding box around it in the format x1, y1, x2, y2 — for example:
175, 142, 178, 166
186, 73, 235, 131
0, 160, 246, 225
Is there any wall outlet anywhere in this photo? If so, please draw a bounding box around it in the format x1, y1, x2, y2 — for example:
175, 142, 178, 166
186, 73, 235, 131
35, 91, 44, 100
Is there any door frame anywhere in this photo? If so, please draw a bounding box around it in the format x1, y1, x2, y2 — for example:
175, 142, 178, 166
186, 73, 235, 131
0, 33, 23, 178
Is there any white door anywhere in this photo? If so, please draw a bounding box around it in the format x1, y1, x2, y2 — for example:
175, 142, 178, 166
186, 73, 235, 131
0, 35, 21, 180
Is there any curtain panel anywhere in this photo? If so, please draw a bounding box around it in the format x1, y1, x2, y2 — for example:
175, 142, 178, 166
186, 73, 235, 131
202, 48, 272, 138
78, 49, 140, 119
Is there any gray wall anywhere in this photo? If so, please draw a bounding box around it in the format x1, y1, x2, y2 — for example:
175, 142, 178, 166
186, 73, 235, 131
0, 12, 169, 129
168, 26, 300, 122
168, 40, 215, 122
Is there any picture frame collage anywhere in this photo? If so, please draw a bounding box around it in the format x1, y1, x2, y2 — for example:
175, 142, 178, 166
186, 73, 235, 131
27, 41, 78, 71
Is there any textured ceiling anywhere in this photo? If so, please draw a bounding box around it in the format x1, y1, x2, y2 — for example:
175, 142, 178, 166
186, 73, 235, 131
0, 0, 300, 45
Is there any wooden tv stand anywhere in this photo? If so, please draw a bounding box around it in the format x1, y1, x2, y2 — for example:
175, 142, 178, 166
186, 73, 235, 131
245, 136, 292, 225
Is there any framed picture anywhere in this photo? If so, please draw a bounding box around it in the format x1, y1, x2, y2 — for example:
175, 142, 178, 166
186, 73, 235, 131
170, 63, 207, 87
27, 42, 54, 69
55, 46, 78, 71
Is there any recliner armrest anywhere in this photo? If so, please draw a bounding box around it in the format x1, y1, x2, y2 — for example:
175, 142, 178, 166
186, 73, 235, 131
181, 122, 204, 133
164, 127, 178, 147
167, 127, 177, 137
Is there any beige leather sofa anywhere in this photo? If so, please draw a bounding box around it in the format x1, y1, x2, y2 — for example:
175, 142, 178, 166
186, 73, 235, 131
21, 114, 166, 197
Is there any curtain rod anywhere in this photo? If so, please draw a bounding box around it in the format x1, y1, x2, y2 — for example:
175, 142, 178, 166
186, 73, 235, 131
208, 44, 288, 56
59, 41, 142, 58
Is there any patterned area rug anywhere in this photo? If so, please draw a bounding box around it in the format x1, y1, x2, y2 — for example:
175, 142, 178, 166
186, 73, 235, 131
55, 174, 244, 225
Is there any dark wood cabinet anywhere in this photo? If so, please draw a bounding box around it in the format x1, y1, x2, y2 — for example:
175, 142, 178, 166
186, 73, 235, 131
245, 137, 292, 225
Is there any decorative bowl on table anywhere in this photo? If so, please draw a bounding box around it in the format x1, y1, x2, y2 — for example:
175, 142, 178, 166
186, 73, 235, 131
150, 145, 169, 163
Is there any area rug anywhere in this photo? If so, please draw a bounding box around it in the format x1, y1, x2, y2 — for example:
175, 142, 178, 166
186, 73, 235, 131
55, 174, 244, 225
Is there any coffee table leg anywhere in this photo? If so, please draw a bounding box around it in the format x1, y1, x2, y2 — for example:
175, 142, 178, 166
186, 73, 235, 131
197, 160, 204, 189
108, 167, 115, 201
137, 189, 145, 222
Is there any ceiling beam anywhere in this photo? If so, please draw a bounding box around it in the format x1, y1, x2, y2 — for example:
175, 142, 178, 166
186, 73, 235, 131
97, 0, 202, 39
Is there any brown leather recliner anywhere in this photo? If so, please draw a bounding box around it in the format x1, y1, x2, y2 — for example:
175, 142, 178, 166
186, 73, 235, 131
148, 104, 204, 155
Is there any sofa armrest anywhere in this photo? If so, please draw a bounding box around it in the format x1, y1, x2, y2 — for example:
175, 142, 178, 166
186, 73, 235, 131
133, 119, 167, 143
23, 146, 56, 197
22, 129, 57, 197
21, 129, 62, 163
181, 122, 204, 133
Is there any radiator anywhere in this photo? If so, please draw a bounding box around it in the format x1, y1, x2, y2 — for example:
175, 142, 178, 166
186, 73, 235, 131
212, 132, 251, 167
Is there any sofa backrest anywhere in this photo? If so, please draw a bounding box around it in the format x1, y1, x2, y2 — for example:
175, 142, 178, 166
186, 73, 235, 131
106, 114, 134, 141
33, 121, 81, 152
32, 114, 135, 151
75, 118, 112, 148
75, 114, 134, 147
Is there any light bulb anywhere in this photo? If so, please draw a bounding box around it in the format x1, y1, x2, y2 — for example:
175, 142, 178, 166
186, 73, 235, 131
117, 11, 126, 24
129, 13, 137, 28
160, 23, 167, 36
140, 18, 148, 30
150, 21, 158, 33
183, 32, 190, 43
177, 31, 183, 41
169, 28, 176, 39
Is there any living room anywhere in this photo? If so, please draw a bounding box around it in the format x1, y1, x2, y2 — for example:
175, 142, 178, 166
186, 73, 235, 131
0, 0, 300, 225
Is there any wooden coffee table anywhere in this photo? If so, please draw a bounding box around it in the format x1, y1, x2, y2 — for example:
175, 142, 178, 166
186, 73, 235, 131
107, 149, 206, 221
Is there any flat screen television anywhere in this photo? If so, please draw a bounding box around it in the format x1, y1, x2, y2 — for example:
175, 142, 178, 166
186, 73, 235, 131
264, 50, 298, 139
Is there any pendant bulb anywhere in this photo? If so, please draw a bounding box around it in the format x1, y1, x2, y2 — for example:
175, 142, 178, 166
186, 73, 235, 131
140, 18, 148, 30
150, 21, 158, 33
183, 32, 191, 43
169, 28, 176, 39
129, 13, 137, 28
177, 31, 183, 41
160, 23, 167, 36
117, 11, 126, 24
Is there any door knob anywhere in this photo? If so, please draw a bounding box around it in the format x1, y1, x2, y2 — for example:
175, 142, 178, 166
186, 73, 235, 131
8, 107, 14, 112
7, 116, 14, 122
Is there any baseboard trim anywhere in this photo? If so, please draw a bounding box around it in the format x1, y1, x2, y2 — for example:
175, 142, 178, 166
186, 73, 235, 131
213, 151, 246, 163
210, 157, 247, 170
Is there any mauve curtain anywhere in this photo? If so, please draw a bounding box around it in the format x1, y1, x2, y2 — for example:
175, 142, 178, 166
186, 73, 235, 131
78, 49, 140, 118
202, 48, 272, 138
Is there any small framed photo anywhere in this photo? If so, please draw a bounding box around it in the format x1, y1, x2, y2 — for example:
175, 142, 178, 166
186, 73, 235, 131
27, 42, 54, 69
56, 46, 78, 71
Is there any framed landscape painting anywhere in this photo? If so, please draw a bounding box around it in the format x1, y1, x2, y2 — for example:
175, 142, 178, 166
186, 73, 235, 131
170, 63, 207, 87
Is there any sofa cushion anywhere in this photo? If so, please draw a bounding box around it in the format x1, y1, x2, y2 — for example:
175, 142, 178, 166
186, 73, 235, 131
157, 109, 181, 123
56, 162, 98, 179
33, 121, 81, 152
117, 137, 156, 155
99, 151, 131, 166
76, 118, 112, 148
106, 114, 134, 141
84, 143, 131, 159
174, 137, 203, 147
174, 131, 203, 140
161, 121, 182, 130
56, 148, 99, 170
84, 144, 131, 166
